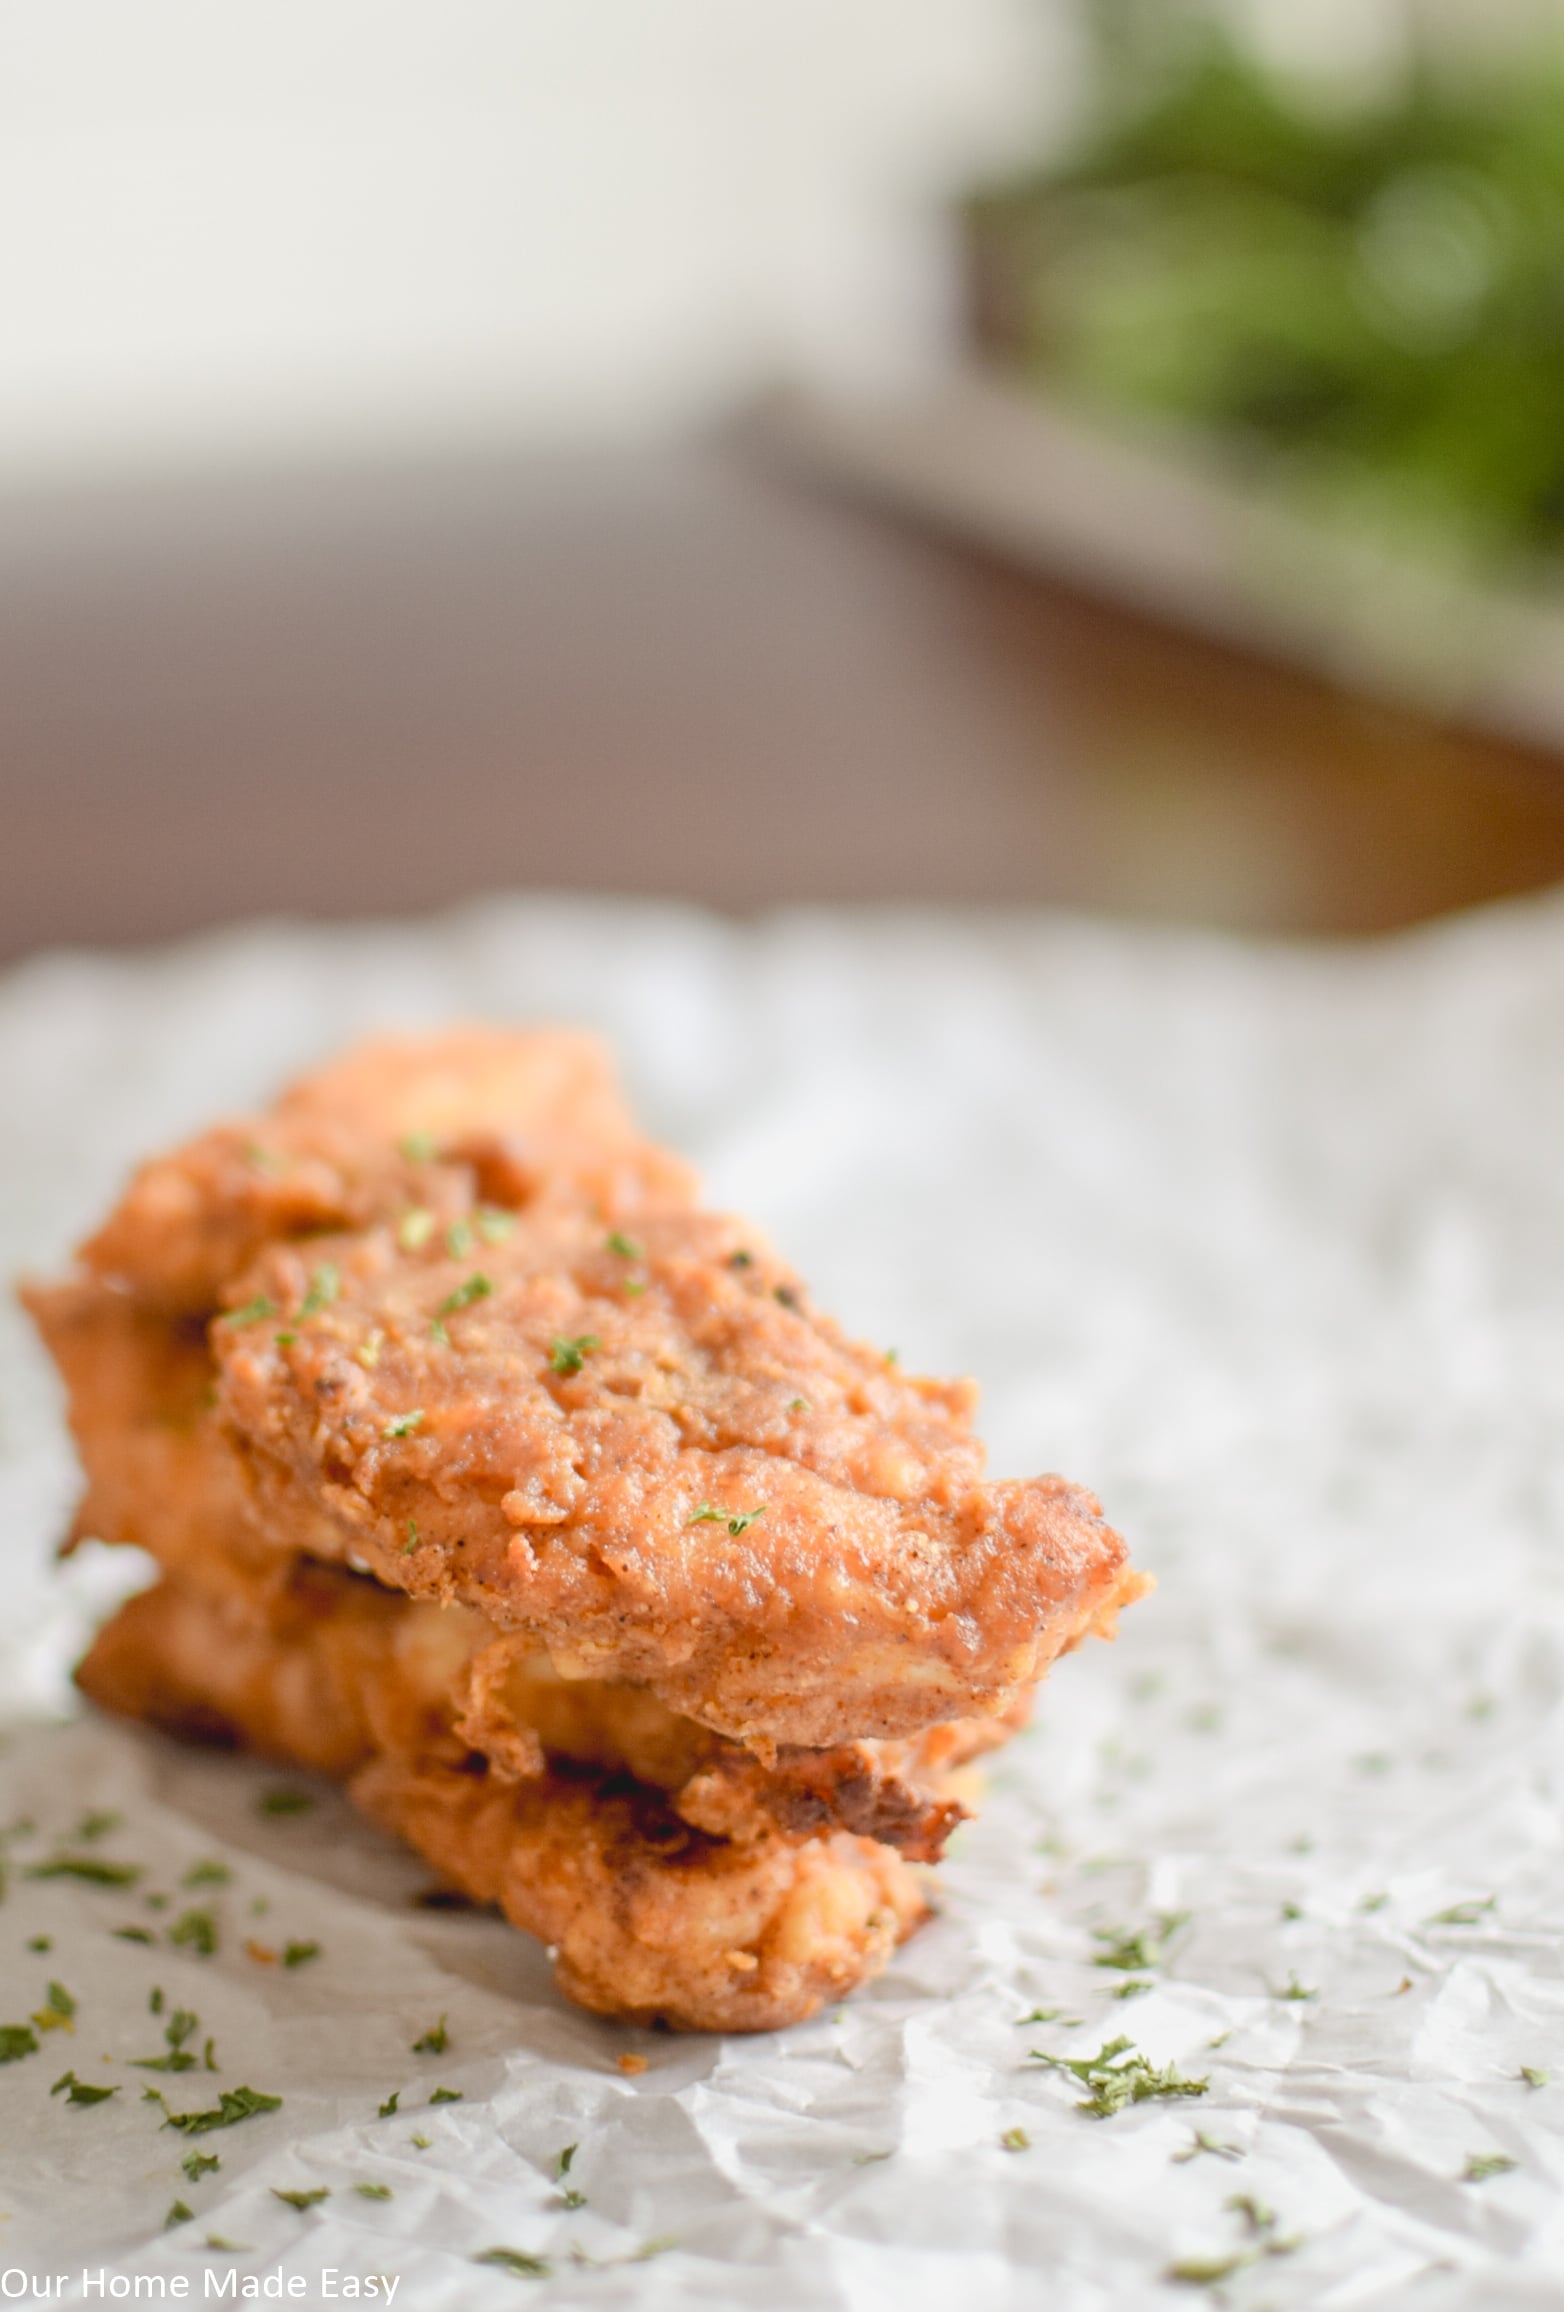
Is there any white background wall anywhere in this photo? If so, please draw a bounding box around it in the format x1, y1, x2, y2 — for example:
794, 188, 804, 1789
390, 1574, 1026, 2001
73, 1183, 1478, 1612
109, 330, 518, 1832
0, 0, 1071, 490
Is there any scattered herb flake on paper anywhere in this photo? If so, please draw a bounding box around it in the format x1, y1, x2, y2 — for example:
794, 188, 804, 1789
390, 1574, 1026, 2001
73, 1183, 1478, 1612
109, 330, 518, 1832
258, 1790, 313, 1818
50, 2070, 117, 2106
168, 1909, 218, 1957
1428, 1897, 1495, 1927
27, 1855, 140, 1887
149, 2085, 282, 2135
1172, 2130, 1243, 2165
1031, 2035, 1209, 2119
1464, 2152, 1518, 2182
1092, 1913, 1188, 1972
132, 2005, 203, 2074
31, 1981, 75, 2033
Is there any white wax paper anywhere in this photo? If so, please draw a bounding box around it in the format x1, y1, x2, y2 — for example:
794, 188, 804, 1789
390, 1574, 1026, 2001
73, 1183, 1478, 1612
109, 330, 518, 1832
3, 892, 1564, 2310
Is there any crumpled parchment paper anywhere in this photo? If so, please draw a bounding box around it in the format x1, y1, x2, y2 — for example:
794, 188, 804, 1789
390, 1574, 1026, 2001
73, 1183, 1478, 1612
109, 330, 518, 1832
4, 892, 1564, 2311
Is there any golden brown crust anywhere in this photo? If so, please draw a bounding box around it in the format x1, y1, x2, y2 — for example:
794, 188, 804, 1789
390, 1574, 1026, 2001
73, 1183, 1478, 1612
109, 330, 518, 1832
30, 1026, 1145, 2030
352, 1755, 928, 2032
69, 1028, 695, 1315
211, 1196, 1131, 1745
24, 1275, 287, 1599
75, 1563, 996, 1861
31, 1029, 1140, 1750
77, 1567, 934, 2030
75, 1566, 394, 1772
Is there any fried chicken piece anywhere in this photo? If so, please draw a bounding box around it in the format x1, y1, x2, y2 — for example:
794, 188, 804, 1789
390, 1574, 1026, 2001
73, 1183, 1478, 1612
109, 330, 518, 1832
26, 1277, 289, 1603
213, 1201, 1140, 1746
28, 1028, 1143, 1751
457, 1637, 1012, 1857
74, 1561, 457, 1775
76, 1561, 999, 1859
77, 1570, 931, 2030
356, 1756, 927, 2032
24, 1023, 694, 1598
72, 1027, 695, 1315
32, 1026, 1146, 2031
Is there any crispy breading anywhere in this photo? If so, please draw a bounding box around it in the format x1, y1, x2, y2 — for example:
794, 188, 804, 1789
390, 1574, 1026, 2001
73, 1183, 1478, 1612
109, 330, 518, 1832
30, 1031, 1141, 1750
76, 1562, 1000, 1859
215, 1192, 1137, 1744
28, 1027, 1146, 2031
74, 1562, 408, 1773
26, 1277, 288, 1600
355, 1756, 927, 2032
457, 1639, 1011, 1857
72, 1027, 694, 1315
76, 1569, 933, 2030
24, 1023, 694, 1597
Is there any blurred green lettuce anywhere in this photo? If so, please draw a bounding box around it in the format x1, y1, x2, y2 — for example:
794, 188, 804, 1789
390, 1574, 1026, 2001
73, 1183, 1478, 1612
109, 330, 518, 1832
965, 12, 1564, 572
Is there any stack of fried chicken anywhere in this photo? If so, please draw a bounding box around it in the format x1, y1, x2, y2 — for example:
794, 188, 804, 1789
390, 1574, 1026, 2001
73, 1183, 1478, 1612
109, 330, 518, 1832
23, 1031, 1143, 2031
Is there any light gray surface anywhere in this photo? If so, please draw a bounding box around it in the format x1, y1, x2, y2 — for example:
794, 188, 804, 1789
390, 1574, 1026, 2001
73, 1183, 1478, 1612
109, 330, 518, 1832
3, 892, 1564, 2307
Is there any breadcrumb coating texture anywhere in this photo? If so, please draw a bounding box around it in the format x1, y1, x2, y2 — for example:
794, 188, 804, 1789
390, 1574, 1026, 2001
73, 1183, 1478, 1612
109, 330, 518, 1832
76, 1559, 1008, 1860
26, 1027, 1146, 2030
77, 1567, 935, 2029
31, 1028, 1140, 1749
